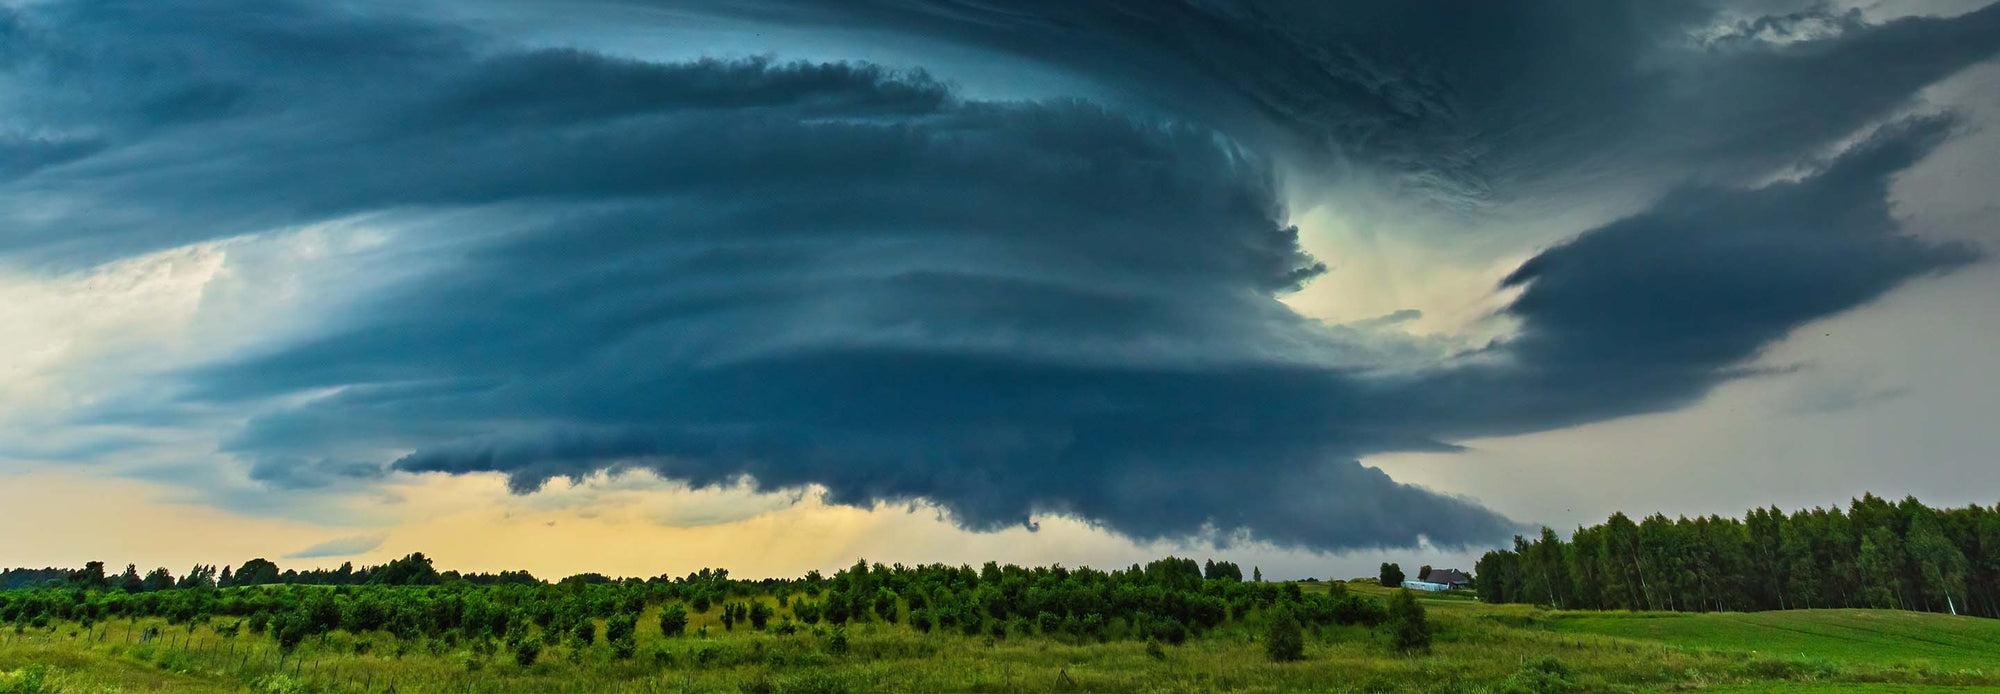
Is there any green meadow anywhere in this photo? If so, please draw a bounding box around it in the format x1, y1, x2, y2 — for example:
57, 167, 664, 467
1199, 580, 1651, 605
3, 581, 1998, 694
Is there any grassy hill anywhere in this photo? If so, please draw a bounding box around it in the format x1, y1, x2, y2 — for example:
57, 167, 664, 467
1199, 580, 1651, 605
4, 582, 1998, 693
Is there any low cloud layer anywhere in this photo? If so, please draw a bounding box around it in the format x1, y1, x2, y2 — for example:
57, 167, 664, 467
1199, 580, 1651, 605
1, 0, 1993, 553
284, 535, 388, 560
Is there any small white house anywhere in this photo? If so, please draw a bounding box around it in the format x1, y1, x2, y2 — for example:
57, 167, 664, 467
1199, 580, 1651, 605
1402, 568, 1471, 592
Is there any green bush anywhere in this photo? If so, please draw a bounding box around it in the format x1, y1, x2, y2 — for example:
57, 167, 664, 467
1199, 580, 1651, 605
1264, 607, 1304, 662
873, 589, 899, 623
0, 665, 52, 694
1497, 657, 1578, 694
511, 633, 542, 667
827, 626, 849, 655
249, 674, 311, 694
1386, 589, 1431, 654
154, 648, 197, 673
659, 603, 689, 636
271, 610, 310, 652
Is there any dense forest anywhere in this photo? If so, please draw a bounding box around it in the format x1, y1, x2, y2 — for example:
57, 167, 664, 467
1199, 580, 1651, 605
1477, 494, 2000, 618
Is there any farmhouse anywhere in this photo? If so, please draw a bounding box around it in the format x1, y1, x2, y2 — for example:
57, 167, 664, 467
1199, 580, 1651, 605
1402, 568, 1472, 592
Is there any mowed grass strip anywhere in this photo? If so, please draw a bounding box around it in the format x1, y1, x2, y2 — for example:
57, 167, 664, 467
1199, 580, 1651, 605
1544, 608, 2000, 670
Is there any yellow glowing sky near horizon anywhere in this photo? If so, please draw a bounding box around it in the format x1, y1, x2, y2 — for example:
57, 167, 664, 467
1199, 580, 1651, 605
0, 464, 1443, 581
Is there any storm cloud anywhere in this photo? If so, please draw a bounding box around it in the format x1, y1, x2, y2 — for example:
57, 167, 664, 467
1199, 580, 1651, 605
667, 0, 2000, 202
2, 0, 1993, 552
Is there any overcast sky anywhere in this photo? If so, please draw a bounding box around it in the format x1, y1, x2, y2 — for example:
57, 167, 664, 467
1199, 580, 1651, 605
2, 0, 1997, 580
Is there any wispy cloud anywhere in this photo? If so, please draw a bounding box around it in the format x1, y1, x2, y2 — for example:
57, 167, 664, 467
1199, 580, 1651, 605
284, 535, 386, 560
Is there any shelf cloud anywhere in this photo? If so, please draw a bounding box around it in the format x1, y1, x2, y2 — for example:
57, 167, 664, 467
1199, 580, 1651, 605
3, 0, 1994, 553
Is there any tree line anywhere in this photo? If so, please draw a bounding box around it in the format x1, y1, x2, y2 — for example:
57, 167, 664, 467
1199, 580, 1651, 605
11, 553, 539, 594
1476, 494, 1999, 618
1, 553, 1430, 661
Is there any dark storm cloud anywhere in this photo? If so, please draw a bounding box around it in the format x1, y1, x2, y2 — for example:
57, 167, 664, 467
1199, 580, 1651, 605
1384, 117, 1982, 439
0, 137, 100, 181
685, 0, 2000, 200
247, 457, 388, 490
2, 0, 1992, 552
1498, 118, 1979, 375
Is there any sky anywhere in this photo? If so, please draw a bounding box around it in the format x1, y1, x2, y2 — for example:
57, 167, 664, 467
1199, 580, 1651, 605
2, 0, 1998, 581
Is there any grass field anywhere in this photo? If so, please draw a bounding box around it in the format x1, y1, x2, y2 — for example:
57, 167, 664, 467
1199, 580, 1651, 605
3, 582, 1998, 693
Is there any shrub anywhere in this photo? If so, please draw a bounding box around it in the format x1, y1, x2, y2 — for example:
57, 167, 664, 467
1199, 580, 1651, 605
873, 588, 898, 623
0, 665, 52, 694
1264, 607, 1304, 662
1498, 657, 1577, 694
749, 601, 774, 630
249, 675, 310, 694
823, 593, 850, 625
659, 603, 689, 637
1387, 589, 1431, 654
271, 611, 310, 653
827, 626, 849, 655
153, 648, 196, 673
512, 634, 542, 667
606, 613, 637, 644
